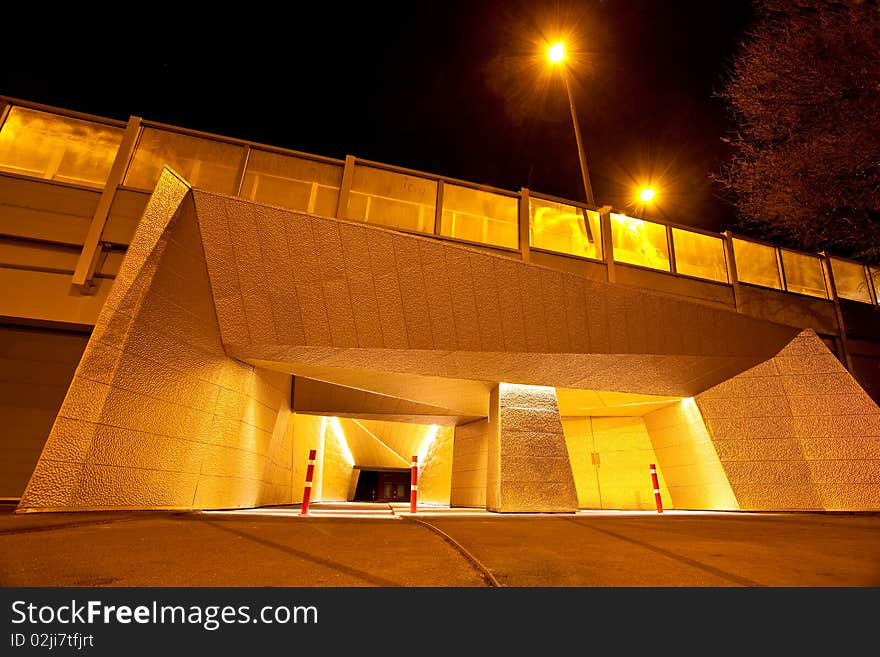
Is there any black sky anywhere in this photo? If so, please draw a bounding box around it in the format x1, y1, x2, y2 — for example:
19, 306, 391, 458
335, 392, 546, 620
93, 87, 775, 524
1, 0, 754, 231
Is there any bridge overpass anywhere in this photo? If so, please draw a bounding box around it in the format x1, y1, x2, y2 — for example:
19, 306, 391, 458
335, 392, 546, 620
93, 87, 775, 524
1, 97, 878, 512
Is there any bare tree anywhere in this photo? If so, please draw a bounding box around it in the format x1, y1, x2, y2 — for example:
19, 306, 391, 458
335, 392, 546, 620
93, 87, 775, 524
715, 0, 880, 262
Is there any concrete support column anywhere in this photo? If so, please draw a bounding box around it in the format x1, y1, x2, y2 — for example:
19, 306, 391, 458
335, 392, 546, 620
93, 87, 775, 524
487, 383, 578, 513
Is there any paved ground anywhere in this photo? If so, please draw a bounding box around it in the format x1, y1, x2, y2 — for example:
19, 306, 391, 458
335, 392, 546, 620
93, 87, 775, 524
2, 503, 878, 587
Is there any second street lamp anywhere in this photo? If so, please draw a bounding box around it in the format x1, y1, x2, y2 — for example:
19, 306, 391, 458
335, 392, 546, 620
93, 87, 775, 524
639, 186, 656, 219
547, 41, 596, 207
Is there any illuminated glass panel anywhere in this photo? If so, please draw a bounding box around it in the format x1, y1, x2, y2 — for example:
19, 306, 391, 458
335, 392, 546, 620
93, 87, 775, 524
780, 250, 827, 298
0, 106, 123, 188
440, 184, 519, 249
671, 228, 728, 283
610, 213, 670, 271
529, 197, 601, 260
871, 268, 880, 304
831, 258, 872, 303
346, 165, 436, 234
732, 238, 782, 290
242, 150, 342, 217
124, 128, 243, 193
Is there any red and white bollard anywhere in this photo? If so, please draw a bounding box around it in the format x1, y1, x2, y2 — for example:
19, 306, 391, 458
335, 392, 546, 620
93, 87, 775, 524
649, 463, 663, 514
301, 449, 317, 516
410, 455, 418, 514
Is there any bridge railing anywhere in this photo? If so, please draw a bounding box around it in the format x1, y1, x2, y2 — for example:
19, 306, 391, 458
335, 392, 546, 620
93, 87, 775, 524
1, 96, 877, 308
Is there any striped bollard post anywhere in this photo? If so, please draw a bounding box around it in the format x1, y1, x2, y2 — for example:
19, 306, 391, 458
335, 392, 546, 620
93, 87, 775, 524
649, 463, 663, 514
410, 455, 418, 514
301, 449, 317, 516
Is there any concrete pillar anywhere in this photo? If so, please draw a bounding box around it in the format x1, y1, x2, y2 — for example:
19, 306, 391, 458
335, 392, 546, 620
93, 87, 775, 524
487, 383, 578, 512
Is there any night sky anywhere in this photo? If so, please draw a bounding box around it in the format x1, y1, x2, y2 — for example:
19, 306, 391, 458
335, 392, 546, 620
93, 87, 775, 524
1, 0, 754, 232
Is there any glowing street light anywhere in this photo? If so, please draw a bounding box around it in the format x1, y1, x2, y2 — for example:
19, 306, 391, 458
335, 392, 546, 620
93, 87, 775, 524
548, 41, 566, 63
638, 186, 656, 219
547, 40, 595, 206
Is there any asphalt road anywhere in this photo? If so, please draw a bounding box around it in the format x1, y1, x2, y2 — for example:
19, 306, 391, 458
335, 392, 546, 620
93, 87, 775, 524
2, 507, 878, 587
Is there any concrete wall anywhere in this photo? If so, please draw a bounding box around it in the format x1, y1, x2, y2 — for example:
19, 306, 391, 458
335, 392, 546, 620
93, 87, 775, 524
489, 383, 577, 512
195, 193, 799, 398
0, 325, 88, 498
450, 419, 488, 508
18, 171, 296, 512
316, 417, 353, 502
418, 426, 454, 505
738, 284, 839, 335
643, 401, 738, 510
562, 416, 673, 510
0, 174, 128, 328
696, 329, 880, 510
615, 262, 736, 309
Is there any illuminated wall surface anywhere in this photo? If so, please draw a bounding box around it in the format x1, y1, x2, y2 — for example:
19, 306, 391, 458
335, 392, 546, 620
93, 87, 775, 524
2, 100, 879, 512
10, 169, 876, 513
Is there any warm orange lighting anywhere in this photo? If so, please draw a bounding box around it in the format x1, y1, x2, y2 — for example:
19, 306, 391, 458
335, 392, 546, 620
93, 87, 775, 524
417, 424, 441, 465
639, 187, 656, 203
328, 416, 355, 466
548, 42, 566, 63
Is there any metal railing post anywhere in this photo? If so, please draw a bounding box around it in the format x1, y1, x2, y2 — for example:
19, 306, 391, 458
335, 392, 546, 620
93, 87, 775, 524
721, 231, 743, 312
72, 115, 142, 290
336, 155, 356, 219
821, 252, 855, 371
599, 205, 615, 283
519, 187, 530, 263
233, 145, 251, 198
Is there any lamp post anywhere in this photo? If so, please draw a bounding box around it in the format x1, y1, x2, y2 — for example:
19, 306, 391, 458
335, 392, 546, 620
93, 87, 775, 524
548, 41, 595, 206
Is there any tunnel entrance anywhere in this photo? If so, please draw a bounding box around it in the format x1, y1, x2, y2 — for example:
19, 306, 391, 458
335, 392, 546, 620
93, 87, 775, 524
352, 468, 411, 502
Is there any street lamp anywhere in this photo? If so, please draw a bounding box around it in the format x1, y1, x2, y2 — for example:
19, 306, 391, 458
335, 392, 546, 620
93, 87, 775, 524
638, 186, 656, 219
547, 41, 596, 206
639, 187, 655, 203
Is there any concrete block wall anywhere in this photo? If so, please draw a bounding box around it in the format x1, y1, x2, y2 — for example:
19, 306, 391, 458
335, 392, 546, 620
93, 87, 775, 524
696, 329, 880, 510
488, 384, 578, 512
18, 171, 295, 511
450, 419, 489, 507
643, 401, 738, 510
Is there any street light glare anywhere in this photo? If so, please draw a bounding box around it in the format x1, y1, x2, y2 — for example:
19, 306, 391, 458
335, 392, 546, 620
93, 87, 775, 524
639, 187, 656, 203
548, 42, 566, 63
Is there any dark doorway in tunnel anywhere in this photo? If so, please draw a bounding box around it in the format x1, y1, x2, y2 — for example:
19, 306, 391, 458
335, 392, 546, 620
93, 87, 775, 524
353, 468, 411, 502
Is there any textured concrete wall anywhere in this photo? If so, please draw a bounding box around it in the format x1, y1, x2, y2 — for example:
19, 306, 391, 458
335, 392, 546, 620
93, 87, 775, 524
488, 384, 578, 512
418, 426, 454, 505
696, 329, 880, 510
18, 171, 295, 512
561, 416, 672, 510
738, 284, 839, 336
0, 326, 88, 498
450, 419, 488, 508
643, 401, 738, 510
193, 192, 799, 397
